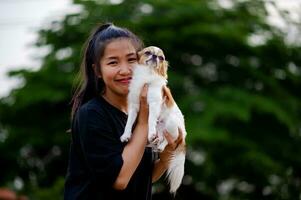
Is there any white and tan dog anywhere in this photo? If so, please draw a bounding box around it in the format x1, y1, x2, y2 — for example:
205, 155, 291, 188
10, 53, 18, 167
120, 46, 187, 194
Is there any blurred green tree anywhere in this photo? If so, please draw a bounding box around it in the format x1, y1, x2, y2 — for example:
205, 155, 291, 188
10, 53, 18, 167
0, 0, 301, 199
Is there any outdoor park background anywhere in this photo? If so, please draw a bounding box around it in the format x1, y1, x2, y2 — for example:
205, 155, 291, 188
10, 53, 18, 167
1, 0, 301, 199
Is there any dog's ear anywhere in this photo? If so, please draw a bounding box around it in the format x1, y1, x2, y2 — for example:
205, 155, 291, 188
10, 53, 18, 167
137, 49, 144, 59
158, 60, 168, 79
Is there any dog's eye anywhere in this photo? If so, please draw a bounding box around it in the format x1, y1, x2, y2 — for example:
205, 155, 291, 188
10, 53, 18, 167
144, 51, 151, 56
158, 56, 165, 61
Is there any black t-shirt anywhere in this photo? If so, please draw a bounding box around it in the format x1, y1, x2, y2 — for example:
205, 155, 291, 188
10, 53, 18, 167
64, 96, 154, 200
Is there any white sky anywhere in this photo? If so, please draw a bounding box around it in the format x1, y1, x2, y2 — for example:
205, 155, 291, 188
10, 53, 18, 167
0, 0, 300, 97
0, 0, 78, 97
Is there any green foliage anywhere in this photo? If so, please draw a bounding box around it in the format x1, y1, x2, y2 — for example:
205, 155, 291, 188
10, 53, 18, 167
1, 0, 301, 199
28, 177, 64, 200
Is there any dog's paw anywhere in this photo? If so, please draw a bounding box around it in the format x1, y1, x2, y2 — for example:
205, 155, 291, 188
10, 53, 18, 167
157, 140, 168, 152
148, 133, 157, 143
120, 134, 130, 142
152, 137, 160, 145
152, 146, 161, 152
156, 146, 164, 152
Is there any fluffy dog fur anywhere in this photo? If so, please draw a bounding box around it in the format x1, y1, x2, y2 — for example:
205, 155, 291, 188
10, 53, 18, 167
120, 46, 187, 194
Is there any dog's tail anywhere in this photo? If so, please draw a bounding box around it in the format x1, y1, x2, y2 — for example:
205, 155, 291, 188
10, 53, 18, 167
166, 143, 186, 194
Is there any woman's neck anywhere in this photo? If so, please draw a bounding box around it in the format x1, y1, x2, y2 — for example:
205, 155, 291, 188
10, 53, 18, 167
102, 92, 128, 114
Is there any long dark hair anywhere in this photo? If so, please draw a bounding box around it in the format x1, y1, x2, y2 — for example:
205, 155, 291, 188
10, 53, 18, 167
71, 23, 144, 119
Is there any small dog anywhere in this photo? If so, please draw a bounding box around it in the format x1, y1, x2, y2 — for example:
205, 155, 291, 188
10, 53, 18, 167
120, 46, 187, 194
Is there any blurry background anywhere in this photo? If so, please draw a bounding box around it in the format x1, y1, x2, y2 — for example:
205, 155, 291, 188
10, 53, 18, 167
0, 0, 301, 199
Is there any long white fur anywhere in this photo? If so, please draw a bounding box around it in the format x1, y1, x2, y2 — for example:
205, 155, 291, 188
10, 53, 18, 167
120, 61, 187, 194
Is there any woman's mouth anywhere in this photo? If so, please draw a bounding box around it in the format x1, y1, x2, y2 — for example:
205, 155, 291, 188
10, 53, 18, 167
116, 77, 132, 84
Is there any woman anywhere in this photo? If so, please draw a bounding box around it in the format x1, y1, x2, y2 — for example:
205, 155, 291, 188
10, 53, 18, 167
64, 23, 182, 200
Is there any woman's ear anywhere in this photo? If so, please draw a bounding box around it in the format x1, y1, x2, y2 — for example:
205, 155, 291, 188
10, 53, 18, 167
92, 64, 102, 78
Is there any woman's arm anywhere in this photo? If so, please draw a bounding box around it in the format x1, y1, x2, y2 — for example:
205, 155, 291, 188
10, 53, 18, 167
151, 153, 169, 183
113, 85, 149, 190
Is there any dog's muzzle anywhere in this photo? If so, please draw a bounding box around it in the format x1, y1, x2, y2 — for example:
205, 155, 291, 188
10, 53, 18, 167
146, 57, 159, 68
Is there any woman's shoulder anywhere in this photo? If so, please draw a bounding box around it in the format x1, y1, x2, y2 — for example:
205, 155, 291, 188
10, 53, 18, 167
75, 96, 126, 126
76, 97, 106, 119
80, 97, 102, 110
74, 98, 112, 131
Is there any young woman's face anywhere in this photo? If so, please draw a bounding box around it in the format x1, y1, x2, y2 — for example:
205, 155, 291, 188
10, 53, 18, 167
99, 38, 138, 98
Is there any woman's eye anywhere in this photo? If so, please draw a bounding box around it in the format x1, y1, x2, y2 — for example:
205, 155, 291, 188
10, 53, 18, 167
108, 61, 117, 65
144, 51, 151, 56
129, 58, 137, 63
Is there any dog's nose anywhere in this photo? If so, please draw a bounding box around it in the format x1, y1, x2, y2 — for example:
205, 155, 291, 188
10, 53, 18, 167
152, 55, 157, 60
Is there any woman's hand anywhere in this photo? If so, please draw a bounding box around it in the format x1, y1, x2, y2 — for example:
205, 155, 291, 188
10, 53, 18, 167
137, 84, 149, 125
159, 128, 184, 167
152, 128, 184, 182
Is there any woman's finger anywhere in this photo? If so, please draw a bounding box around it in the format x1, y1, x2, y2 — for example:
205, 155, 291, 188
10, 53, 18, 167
138, 84, 149, 121
164, 131, 175, 144
140, 84, 148, 98
175, 128, 183, 143
139, 84, 148, 109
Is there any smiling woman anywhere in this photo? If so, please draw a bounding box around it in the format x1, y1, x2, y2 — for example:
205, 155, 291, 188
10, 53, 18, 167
64, 23, 152, 200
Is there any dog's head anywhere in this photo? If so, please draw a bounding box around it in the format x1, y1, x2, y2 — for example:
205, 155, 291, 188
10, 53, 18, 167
138, 46, 168, 79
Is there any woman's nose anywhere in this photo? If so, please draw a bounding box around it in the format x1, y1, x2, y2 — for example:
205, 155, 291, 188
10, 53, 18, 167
119, 62, 132, 75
